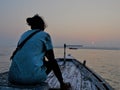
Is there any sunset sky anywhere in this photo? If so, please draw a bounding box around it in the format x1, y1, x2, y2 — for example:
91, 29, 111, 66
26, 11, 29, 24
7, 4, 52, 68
0, 0, 120, 48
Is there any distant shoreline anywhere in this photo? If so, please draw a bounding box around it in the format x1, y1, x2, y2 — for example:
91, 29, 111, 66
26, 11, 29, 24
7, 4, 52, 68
54, 46, 120, 50
0, 45, 120, 50
81, 47, 120, 50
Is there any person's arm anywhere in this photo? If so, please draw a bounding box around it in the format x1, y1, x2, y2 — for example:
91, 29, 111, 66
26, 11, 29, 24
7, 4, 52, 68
45, 49, 64, 85
44, 34, 71, 89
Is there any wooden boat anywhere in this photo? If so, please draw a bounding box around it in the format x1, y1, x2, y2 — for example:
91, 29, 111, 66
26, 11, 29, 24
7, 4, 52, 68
0, 55, 113, 90
47, 55, 113, 90
0, 44, 113, 90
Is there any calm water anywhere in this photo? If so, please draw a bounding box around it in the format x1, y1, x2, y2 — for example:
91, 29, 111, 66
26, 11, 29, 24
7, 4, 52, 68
0, 47, 120, 90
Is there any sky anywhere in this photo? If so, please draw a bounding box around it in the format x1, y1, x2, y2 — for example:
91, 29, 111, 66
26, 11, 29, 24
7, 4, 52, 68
0, 0, 120, 48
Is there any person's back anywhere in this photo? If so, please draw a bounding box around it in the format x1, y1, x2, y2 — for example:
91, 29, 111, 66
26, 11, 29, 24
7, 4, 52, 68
9, 30, 52, 84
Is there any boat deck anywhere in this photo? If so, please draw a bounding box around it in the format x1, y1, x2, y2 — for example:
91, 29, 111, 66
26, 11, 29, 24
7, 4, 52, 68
46, 59, 97, 90
47, 58, 113, 90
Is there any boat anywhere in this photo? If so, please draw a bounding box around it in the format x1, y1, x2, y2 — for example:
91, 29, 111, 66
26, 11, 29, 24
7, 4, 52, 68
0, 44, 113, 90
67, 44, 83, 50
69, 47, 78, 49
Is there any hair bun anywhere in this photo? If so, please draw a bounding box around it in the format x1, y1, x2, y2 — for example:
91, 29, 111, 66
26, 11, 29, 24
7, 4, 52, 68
26, 14, 46, 29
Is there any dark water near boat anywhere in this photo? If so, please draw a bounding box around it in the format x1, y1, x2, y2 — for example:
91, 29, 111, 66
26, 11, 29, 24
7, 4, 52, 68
0, 46, 120, 90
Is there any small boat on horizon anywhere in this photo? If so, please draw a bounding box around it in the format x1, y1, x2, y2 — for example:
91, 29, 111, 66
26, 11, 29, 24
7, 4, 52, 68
66, 44, 83, 50
69, 47, 78, 49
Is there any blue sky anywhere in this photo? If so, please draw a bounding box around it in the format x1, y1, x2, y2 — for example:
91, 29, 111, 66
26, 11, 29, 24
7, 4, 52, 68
0, 0, 120, 47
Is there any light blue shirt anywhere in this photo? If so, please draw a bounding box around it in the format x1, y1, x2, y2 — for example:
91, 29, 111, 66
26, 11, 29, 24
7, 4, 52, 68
9, 29, 53, 84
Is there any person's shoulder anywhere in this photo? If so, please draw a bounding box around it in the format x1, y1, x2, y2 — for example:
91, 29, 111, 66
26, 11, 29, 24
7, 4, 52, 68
23, 30, 32, 35
20, 30, 31, 37
41, 31, 50, 37
41, 31, 48, 34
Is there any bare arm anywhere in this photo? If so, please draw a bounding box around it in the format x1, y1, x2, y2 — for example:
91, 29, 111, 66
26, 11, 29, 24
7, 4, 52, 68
45, 49, 64, 85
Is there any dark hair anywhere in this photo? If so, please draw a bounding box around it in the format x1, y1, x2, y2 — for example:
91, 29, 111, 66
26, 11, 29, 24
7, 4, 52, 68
26, 14, 46, 30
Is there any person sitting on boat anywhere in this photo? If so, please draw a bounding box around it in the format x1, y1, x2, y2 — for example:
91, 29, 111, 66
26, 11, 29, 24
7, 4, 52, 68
8, 14, 70, 89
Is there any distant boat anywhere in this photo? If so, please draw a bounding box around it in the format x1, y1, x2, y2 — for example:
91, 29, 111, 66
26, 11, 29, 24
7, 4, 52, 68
66, 44, 83, 50
69, 47, 78, 49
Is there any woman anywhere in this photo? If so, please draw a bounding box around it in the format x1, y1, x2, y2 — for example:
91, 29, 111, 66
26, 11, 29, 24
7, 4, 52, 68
8, 15, 70, 89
